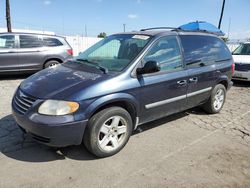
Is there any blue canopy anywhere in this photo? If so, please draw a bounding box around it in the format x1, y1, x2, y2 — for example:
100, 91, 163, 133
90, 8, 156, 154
179, 21, 225, 36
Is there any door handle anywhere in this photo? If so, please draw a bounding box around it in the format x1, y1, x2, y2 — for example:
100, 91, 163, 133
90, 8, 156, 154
177, 80, 187, 86
189, 77, 198, 83
7, 51, 16, 53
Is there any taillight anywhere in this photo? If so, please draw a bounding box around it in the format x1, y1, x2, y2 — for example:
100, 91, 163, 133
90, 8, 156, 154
232, 63, 235, 74
67, 49, 73, 56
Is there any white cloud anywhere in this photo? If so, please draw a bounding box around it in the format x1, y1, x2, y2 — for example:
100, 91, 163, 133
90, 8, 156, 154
128, 14, 138, 19
44, 0, 51, 5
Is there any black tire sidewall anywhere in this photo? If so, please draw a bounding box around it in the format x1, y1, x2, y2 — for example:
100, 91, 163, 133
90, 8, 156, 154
84, 107, 133, 157
44, 60, 60, 68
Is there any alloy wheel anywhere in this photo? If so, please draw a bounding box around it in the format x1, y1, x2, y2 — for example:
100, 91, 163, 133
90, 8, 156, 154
98, 116, 128, 152
213, 88, 225, 111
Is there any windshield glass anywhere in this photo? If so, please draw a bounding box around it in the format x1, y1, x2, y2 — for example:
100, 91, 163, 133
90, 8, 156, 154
75, 34, 151, 72
233, 43, 250, 55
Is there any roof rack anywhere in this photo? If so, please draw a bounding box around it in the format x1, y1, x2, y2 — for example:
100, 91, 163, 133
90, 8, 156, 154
140, 27, 179, 31
140, 27, 223, 36
0, 32, 57, 36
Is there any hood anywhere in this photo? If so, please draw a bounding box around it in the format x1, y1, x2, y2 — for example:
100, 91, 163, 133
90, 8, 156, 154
20, 63, 113, 99
232, 55, 250, 64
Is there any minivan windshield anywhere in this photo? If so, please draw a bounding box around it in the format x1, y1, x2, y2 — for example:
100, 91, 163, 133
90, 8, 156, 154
233, 43, 250, 55
75, 34, 151, 72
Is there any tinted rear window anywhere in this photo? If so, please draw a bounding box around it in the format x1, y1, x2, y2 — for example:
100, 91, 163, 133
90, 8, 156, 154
20, 35, 43, 48
180, 35, 231, 67
43, 37, 63, 47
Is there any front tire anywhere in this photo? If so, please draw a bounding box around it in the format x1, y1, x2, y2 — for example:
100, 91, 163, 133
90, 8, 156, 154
83, 107, 133, 158
203, 84, 226, 114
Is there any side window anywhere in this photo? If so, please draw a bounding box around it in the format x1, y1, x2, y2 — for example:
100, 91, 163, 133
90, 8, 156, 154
180, 35, 232, 68
0, 35, 15, 49
43, 37, 63, 47
143, 36, 183, 72
89, 39, 121, 58
19, 35, 43, 48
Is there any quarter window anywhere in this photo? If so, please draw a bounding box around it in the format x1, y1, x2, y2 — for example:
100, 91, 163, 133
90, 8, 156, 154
0, 35, 15, 48
143, 36, 183, 72
19, 35, 43, 48
43, 37, 63, 47
180, 35, 232, 68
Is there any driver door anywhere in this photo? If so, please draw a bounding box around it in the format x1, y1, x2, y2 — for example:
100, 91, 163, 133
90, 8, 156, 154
137, 36, 189, 124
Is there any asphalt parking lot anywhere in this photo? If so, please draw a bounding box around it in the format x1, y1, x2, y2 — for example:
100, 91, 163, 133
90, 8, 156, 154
0, 76, 250, 188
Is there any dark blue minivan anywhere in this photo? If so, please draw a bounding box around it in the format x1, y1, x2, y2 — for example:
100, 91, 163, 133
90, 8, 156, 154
12, 28, 234, 157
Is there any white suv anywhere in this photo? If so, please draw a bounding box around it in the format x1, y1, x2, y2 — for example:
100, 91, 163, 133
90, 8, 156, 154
232, 42, 250, 81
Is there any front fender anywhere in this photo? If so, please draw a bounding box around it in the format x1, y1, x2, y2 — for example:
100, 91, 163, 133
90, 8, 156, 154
82, 93, 140, 120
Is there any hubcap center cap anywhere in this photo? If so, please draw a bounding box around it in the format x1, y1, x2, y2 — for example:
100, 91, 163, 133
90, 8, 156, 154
109, 128, 116, 135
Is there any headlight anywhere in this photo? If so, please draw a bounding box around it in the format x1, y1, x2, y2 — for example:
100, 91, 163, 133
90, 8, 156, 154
38, 100, 79, 115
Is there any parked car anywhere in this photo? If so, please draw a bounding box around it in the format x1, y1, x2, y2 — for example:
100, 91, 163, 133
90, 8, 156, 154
232, 42, 250, 81
12, 28, 234, 157
0, 32, 73, 74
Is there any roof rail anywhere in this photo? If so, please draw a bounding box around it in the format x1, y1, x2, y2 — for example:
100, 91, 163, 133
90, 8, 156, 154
140, 27, 222, 36
176, 29, 224, 36
140, 27, 179, 31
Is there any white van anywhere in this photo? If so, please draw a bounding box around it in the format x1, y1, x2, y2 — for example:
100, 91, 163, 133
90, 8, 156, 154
232, 42, 250, 81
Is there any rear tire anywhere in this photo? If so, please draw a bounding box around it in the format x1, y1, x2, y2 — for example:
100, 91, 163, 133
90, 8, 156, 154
83, 107, 133, 158
203, 84, 226, 114
44, 60, 60, 68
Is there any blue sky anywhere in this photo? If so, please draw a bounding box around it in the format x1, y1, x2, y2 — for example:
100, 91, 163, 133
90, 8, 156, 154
0, 0, 249, 39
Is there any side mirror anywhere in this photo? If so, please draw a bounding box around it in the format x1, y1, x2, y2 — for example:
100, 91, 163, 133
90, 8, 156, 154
136, 61, 161, 75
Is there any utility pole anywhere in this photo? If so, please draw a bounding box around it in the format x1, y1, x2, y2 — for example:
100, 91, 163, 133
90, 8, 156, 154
218, 0, 225, 29
123, 24, 126, 32
62, 16, 65, 35
227, 18, 231, 39
85, 25, 88, 37
6, 0, 12, 32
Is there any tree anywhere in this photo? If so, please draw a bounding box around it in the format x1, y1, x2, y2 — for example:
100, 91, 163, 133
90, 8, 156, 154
6, 0, 12, 32
221, 37, 229, 43
97, 32, 107, 38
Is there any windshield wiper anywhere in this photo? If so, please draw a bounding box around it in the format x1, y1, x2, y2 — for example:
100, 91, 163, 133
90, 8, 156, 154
76, 58, 108, 74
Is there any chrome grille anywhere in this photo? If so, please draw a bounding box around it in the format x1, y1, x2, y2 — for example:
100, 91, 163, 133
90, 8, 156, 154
13, 90, 36, 115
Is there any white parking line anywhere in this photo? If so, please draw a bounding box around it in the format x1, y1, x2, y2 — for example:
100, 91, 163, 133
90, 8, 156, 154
114, 110, 250, 186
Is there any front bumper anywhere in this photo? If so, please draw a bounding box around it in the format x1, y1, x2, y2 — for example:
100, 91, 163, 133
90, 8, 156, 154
12, 109, 88, 147
232, 70, 250, 81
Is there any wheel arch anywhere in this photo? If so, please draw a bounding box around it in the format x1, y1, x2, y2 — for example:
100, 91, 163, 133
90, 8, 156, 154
85, 93, 140, 129
216, 76, 230, 90
43, 58, 63, 68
